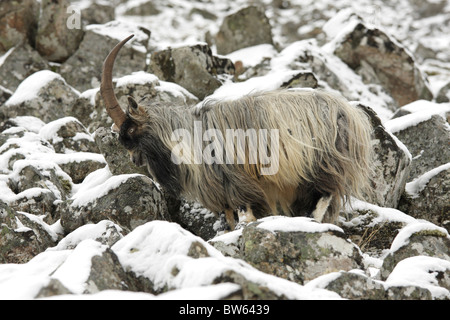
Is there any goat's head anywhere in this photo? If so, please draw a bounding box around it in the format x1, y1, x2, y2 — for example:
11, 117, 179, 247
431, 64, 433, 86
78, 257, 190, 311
100, 34, 147, 167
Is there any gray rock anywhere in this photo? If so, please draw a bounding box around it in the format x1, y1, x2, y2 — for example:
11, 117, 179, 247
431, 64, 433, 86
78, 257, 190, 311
0, 43, 50, 92
149, 43, 234, 99
436, 82, 450, 103
340, 208, 408, 256
40, 117, 99, 154
240, 217, 363, 284
334, 22, 432, 107
393, 114, 450, 180
399, 166, 450, 232
380, 223, 450, 280
216, 6, 274, 55
357, 104, 411, 208
0, 85, 12, 106
81, 2, 115, 25
36, 0, 84, 63
60, 21, 150, 92
0, 0, 39, 52
2, 70, 80, 123
61, 174, 169, 234
0, 201, 58, 264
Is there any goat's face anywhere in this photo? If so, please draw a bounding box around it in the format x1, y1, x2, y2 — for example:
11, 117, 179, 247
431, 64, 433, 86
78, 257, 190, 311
116, 96, 148, 167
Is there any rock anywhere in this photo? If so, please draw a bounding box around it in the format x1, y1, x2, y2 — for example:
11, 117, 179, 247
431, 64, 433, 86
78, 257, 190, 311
9, 160, 72, 200
380, 222, 450, 280
239, 217, 363, 284
60, 21, 150, 92
307, 271, 386, 299
0, 201, 59, 264
385, 256, 450, 300
111, 220, 339, 299
0, 86, 12, 106
436, 82, 450, 103
280, 71, 319, 89
0, 43, 51, 92
340, 201, 416, 256
81, 1, 115, 25
36, 0, 84, 63
61, 172, 169, 234
121, 0, 161, 16
171, 199, 223, 241
2, 70, 80, 123
387, 113, 450, 181
399, 164, 450, 232
215, 6, 274, 55
357, 104, 411, 208
149, 43, 235, 99
49, 220, 124, 250
0, 0, 39, 52
41, 239, 141, 296
271, 40, 395, 118
75, 72, 198, 132
333, 21, 433, 107
39, 117, 99, 154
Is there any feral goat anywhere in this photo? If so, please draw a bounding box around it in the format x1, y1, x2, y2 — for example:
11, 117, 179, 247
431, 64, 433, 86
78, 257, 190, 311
101, 35, 372, 229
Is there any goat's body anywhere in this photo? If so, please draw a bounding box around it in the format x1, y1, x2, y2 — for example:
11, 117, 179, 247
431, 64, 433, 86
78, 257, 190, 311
129, 89, 373, 223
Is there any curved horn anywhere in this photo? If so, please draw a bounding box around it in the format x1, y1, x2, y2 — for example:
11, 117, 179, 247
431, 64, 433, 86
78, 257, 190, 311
101, 34, 134, 130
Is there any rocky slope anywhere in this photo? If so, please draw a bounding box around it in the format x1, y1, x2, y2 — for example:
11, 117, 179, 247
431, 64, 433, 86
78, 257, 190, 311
0, 0, 449, 300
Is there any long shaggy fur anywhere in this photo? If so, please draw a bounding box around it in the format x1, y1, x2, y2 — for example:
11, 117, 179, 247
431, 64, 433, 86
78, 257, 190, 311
123, 89, 373, 224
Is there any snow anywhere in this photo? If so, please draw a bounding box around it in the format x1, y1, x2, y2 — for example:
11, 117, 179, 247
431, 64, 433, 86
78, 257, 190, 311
225, 44, 278, 68
256, 216, 344, 234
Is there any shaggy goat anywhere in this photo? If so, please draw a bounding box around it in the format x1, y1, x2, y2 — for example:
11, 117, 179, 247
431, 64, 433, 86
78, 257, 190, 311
101, 35, 373, 229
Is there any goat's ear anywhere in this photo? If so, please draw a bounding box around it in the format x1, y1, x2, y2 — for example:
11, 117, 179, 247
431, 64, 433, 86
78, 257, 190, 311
127, 96, 139, 111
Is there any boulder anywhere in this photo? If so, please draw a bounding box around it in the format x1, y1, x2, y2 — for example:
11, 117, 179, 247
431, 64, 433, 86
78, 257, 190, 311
0, 43, 50, 92
80, 1, 115, 25
399, 164, 450, 232
215, 6, 274, 55
340, 200, 416, 256
380, 222, 450, 280
239, 217, 363, 284
0, 86, 12, 106
357, 104, 411, 208
149, 43, 235, 99
111, 220, 339, 299
1, 70, 80, 123
0, 201, 59, 264
385, 256, 450, 300
60, 172, 169, 234
436, 81, 450, 103
60, 21, 150, 92
39, 117, 99, 154
386, 111, 450, 180
333, 21, 432, 107
36, 0, 84, 63
0, 0, 39, 52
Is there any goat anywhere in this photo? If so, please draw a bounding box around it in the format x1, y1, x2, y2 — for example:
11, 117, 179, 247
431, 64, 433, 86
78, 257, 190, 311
101, 35, 373, 229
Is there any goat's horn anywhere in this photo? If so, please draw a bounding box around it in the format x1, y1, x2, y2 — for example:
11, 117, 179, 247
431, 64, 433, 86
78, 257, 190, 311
101, 34, 134, 130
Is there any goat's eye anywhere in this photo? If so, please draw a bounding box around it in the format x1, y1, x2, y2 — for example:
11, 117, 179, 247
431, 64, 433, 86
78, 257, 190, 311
128, 128, 135, 135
